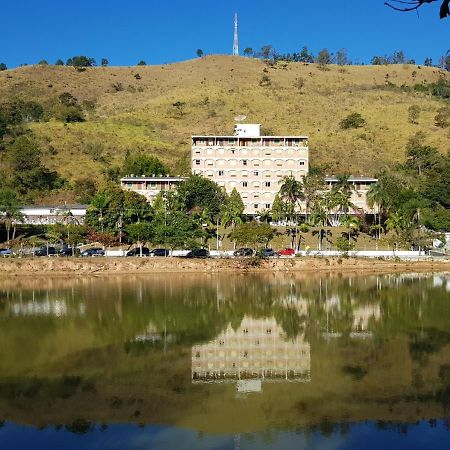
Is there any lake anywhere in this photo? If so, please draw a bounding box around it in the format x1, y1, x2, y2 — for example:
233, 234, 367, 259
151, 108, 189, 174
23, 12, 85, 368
0, 272, 449, 449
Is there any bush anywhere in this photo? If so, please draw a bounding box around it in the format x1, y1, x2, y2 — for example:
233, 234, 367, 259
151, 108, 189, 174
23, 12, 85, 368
259, 74, 271, 87
336, 236, 354, 252
340, 113, 366, 130
435, 107, 450, 128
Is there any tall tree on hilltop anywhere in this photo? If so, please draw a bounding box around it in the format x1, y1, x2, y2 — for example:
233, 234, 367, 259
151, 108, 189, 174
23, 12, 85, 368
385, 0, 449, 19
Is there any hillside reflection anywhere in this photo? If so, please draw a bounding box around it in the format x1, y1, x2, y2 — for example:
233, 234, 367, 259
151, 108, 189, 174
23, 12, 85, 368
0, 272, 449, 434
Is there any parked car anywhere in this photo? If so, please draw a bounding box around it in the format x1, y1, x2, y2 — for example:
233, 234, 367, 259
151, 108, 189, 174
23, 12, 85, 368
259, 248, 278, 258
126, 247, 150, 257
81, 248, 105, 257
184, 249, 209, 259
278, 248, 296, 256
0, 248, 15, 257
34, 246, 57, 257
149, 248, 170, 257
59, 247, 80, 257
233, 247, 254, 257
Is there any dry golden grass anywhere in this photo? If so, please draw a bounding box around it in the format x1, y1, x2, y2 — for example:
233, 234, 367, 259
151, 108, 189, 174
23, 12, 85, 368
1, 55, 449, 183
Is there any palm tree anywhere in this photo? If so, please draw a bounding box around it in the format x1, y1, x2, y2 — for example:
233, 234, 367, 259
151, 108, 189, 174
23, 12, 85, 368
386, 211, 408, 253
367, 182, 388, 240
309, 202, 328, 251
341, 215, 360, 244
91, 193, 110, 232
278, 174, 304, 224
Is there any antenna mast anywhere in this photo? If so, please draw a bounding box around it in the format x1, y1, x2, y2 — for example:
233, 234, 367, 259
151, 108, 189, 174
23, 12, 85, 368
233, 13, 239, 56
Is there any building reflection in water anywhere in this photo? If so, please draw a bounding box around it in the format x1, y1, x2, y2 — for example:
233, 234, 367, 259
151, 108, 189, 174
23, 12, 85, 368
192, 316, 310, 392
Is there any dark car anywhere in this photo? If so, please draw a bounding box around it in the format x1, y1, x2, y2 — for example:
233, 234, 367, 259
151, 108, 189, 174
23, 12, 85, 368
259, 248, 278, 258
149, 248, 170, 257
80, 248, 105, 257
126, 247, 150, 257
184, 249, 209, 259
233, 247, 254, 257
34, 246, 57, 257
59, 247, 80, 257
0, 248, 15, 257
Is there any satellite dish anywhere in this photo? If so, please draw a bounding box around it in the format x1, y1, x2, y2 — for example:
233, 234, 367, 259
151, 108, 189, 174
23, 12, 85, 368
234, 114, 247, 122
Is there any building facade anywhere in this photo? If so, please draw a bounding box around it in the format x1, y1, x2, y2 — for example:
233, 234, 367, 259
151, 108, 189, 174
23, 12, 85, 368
19, 205, 87, 225
192, 124, 309, 215
120, 176, 185, 204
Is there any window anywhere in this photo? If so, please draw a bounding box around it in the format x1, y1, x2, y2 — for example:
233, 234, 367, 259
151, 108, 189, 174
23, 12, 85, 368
299, 161, 305, 166
231, 149, 235, 154
218, 170, 224, 176
229, 139, 235, 145
265, 181, 271, 187
195, 160, 200, 165
265, 151, 271, 156
243, 159, 248, 166
274, 139, 280, 144
253, 171, 259, 176
254, 204, 259, 209
254, 194, 259, 199
266, 203, 271, 209
195, 150, 200, 155
242, 181, 248, 187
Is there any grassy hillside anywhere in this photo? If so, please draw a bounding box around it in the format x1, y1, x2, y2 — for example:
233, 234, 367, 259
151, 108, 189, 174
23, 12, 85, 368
1, 56, 449, 186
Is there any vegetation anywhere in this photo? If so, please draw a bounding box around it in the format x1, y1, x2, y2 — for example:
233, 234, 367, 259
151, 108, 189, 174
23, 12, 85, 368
340, 113, 366, 130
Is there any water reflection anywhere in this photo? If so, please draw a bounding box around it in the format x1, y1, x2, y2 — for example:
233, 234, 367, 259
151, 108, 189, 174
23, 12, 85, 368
0, 272, 449, 442
192, 316, 311, 389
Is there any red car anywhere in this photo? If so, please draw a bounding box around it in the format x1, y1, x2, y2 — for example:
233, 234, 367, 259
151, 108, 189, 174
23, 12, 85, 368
278, 248, 295, 256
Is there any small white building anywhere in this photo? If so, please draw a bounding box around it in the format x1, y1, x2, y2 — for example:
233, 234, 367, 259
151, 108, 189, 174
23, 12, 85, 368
120, 176, 186, 204
19, 205, 87, 225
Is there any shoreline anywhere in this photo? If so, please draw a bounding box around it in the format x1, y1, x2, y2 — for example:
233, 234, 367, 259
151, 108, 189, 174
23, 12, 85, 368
1, 256, 449, 277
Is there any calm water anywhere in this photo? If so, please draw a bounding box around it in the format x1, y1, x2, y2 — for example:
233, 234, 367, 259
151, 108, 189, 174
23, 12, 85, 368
0, 272, 449, 449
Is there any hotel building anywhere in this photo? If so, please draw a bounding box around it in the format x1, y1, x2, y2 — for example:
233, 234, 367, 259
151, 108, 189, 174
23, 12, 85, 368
192, 124, 309, 215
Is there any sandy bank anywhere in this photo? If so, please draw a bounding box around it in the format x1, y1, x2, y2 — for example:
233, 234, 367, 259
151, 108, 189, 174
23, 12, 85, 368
0, 256, 449, 277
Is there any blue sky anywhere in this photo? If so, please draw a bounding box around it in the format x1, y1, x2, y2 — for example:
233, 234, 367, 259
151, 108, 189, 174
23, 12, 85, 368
1, 0, 448, 67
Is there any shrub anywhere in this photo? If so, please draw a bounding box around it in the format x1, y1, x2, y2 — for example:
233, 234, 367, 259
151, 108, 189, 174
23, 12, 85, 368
259, 74, 271, 87
435, 107, 450, 128
340, 113, 366, 130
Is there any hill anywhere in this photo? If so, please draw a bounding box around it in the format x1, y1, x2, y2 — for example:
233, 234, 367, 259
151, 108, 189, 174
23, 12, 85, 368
0, 56, 449, 192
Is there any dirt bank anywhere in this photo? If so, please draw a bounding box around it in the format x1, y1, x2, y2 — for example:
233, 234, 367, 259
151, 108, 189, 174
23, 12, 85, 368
0, 256, 449, 277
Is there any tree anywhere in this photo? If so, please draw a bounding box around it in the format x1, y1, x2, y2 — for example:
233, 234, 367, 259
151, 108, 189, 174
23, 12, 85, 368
299, 46, 314, 64
386, 211, 409, 251
341, 215, 360, 243
0, 63, 7, 71
177, 175, 225, 220
0, 188, 22, 242
137, 60, 147, 66
73, 178, 97, 203
196, 49, 204, 58
66, 56, 96, 67
122, 152, 168, 177
384, 1, 449, 19
230, 222, 275, 249
243, 48, 254, 57
55, 59, 64, 66
336, 48, 348, 66
408, 105, 421, 124
435, 106, 450, 128
58, 92, 78, 107
101, 58, 109, 67
317, 49, 332, 69
270, 194, 287, 223
126, 222, 153, 250
424, 57, 433, 66
38, 60, 49, 65
220, 188, 244, 228
340, 112, 366, 129
152, 211, 205, 250
259, 74, 271, 87
278, 174, 304, 222
260, 45, 274, 60
405, 136, 440, 175
7, 136, 59, 194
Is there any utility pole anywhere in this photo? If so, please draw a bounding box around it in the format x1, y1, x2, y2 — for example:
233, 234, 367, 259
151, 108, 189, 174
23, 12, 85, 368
233, 13, 239, 56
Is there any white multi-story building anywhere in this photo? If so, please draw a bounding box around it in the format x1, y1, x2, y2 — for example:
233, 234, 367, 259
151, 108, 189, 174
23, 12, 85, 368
192, 124, 309, 215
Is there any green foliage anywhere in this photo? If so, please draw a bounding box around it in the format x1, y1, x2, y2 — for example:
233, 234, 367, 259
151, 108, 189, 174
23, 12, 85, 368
196, 49, 203, 58
126, 222, 153, 244
278, 174, 304, 221
270, 193, 287, 222
73, 178, 97, 203
177, 175, 225, 220
85, 187, 153, 233
230, 222, 275, 249
435, 106, 450, 128
408, 105, 421, 124
0, 188, 22, 241
122, 152, 168, 177
6, 136, 60, 195
38, 60, 48, 66
0, 100, 44, 125
336, 48, 348, 66
335, 236, 354, 252
66, 56, 96, 67
0, 63, 7, 71
300, 46, 314, 63
58, 92, 78, 107
101, 58, 109, 67
317, 48, 332, 69
55, 59, 64, 66
243, 48, 254, 57
137, 60, 147, 66
340, 112, 366, 130
221, 188, 244, 228
152, 211, 205, 249
259, 74, 271, 87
